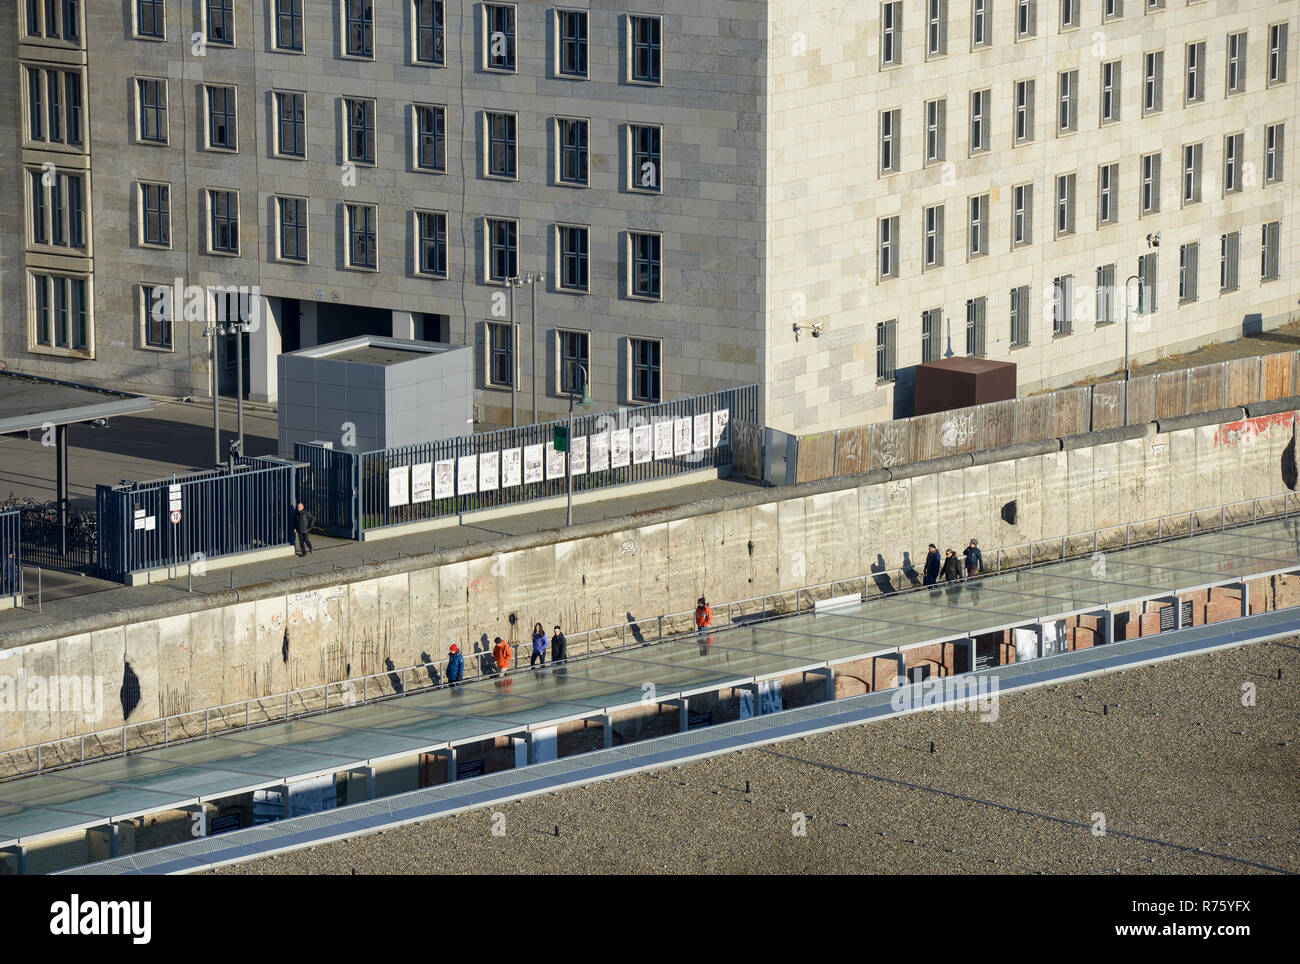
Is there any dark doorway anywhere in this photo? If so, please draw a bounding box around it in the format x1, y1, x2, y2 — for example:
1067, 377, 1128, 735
316, 302, 391, 343
280, 298, 302, 353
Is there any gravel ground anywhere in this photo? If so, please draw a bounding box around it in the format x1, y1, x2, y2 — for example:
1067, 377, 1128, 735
215, 641, 1300, 875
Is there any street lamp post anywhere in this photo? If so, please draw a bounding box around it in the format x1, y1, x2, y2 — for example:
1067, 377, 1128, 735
506, 273, 545, 424
566, 364, 592, 527
1123, 273, 1141, 426
204, 324, 221, 467
505, 278, 517, 427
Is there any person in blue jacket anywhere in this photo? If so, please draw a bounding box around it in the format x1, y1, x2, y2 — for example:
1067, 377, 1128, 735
923, 544, 941, 586
963, 539, 984, 579
446, 643, 464, 686
530, 622, 549, 669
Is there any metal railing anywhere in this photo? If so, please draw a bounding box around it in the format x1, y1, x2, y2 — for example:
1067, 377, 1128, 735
4, 491, 1297, 782
95, 457, 297, 581
295, 385, 760, 538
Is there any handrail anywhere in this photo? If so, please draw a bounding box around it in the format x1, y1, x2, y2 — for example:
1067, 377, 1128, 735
3, 491, 1296, 780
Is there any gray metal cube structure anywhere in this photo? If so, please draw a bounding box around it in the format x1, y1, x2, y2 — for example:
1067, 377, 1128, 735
277, 336, 473, 457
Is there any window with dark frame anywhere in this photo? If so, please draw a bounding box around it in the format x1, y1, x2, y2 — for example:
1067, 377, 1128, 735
1262, 221, 1281, 281
1010, 285, 1031, 346
142, 182, 170, 246
1096, 265, 1116, 325
1141, 152, 1161, 215
559, 330, 589, 394
1186, 41, 1205, 103
346, 0, 374, 57
970, 89, 990, 154
1012, 183, 1032, 245
27, 67, 83, 147
1223, 132, 1243, 194
1265, 123, 1285, 184
879, 215, 899, 278
971, 0, 990, 48
488, 322, 513, 387
925, 98, 946, 164
969, 193, 989, 257
25, 0, 81, 41
1016, 0, 1036, 39
417, 210, 447, 276
275, 0, 303, 51
33, 273, 89, 351
1014, 79, 1034, 143
923, 204, 944, 269
1057, 70, 1078, 133
1101, 60, 1121, 123
138, 78, 167, 143
347, 202, 377, 269
142, 283, 172, 349
207, 85, 237, 150
630, 124, 661, 191
416, 105, 446, 171
559, 10, 588, 77
881, 2, 903, 66
965, 297, 986, 357
486, 218, 517, 282
485, 4, 516, 70
630, 15, 662, 83
276, 91, 305, 157
209, 189, 238, 254
1182, 143, 1202, 204
1269, 24, 1288, 86
207, 0, 233, 45
630, 338, 661, 403
1226, 31, 1246, 95
137, 0, 164, 39
922, 307, 941, 361
1221, 232, 1240, 291
1052, 275, 1073, 335
880, 108, 900, 173
927, 0, 948, 58
630, 232, 661, 299
1179, 242, 1199, 302
347, 98, 376, 164
487, 112, 517, 178
558, 118, 589, 185
559, 225, 589, 291
1098, 162, 1118, 225
279, 196, 307, 262
415, 0, 445, 65
1138, 252, 1158, 312
1144, 50, 1164, 114
876, 320, 897, 381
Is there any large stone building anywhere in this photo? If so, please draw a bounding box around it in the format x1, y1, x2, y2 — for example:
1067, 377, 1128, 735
0, 0, 1295, 437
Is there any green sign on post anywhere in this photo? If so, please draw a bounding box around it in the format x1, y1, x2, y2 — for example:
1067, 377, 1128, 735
553, 424, 569, 452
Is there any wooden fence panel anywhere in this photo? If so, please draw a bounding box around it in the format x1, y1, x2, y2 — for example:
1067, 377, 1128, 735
1126, 374, 1157, 424
939, 407, 982, 454
835, 426, 872, 475
981, 399, 1017, 448
1155, 368, 1190, 420
1014, 394, 1054, 443
1053, 386, 1092, 436
730, 420, 763, 480
870, 421, 909, 469
908, 412, 944, 462
1091, 380, 1125, 430
1262, 351, 1298, 401
1224, 356, 1261, 407
1187, 363, 1226, 414
794, 433, 837, 483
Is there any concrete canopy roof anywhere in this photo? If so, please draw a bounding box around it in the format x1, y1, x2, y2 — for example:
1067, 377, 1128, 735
0, 371, 154, 435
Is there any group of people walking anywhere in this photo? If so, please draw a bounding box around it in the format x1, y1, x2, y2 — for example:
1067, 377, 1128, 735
443, 623, 570, 688
923, 540, 984, 585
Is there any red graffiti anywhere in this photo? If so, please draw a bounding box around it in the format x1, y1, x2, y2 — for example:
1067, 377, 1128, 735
1213, 411, 1294, 447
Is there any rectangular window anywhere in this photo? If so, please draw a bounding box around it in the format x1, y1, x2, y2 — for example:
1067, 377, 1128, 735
1057, 70, 1077, 133
486, 218, 517, 282
558, 225, 589, 292
1223, 132, 1243, 194
276, 91, 305, 158
922, 308, 941, 362
558, 118, 589, 185
485, 3, 516, 70
25, 0, 81, 41
1182, 143, 1202, 204
1010, 285, 1030, 347
346, 0, 374, 58
486, 111, 517, 178
925, 99, 946, 164
207, 0, 233, 45
278, 196, 308, 262
346, 98, 376, 164
1141, 152, 1161, 215
346, 203, 377, 269
1266, 123, 1285, 184
209, 189, 239, 254
1143, 51, 1164, 114
206, 85, 237, 151
138, 79, 167, 143
970, 89, 990, 154
136, 0, 164, 38
415, 0, 445, 65
971, 0, 990, 48
1012, 183, 1033, 246
876, 320, 898, 381
1098, 163, 1118, 226
1221, 232, 1240, 291
27, 69, 42, 141
1226, 31, 1246, 95
488, 322, 514, 387
1101, 60, 1121, 124
559, 330, 590, 394
1096, 265, 1116, 325
630, 338, 661, 403
969, 193, 989, 257
630, 232, 662, 299
624, 125, 662, 195
1104, 0, 1122, 19
966, 297, 987, 357
630, 15, 662, 83
878, 215, 899, 278
1016, 0, 1037, 39
33, 273, 88, 351
30, 170, 47, 245
1055, 173, 1076, 236
415, 104, 446, 171
31, 169, 84, 250
1186, 41, 1205, 103
924, 204, 945, 269
1060, 0, 1077, 29
417, 210, 447, 276
558, 10, 588, 77
1052, 275, 1073, 336
141, 182, 170, 247
1269, 24, 1289, 86
927, 0, 948, 58
275, 0, 303, 51
1014, 79, 1035, 144
142, 284, 172, 349
880, 108, 900, 174
27, 67, 84, 147
1262, 222, 1281, 281
1138, 252, 1158, 313
881, 2, 903, 66
1179, 242, 1199, 302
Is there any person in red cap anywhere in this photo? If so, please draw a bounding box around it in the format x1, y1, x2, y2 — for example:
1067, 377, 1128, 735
446, 643, 463, 687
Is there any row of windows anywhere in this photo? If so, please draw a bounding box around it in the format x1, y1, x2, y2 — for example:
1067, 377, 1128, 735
885, 0, 1289, 82
120, 81, 667, 193
877, 126, 1284, 278
22, 0, 81, 44
884, 40, 1288, 171
484, 325, 663, 404
131, 1, 664, 84
875, 224, 1284, 379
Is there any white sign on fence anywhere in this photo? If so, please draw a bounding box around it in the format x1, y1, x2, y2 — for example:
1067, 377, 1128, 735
479, 451, 499, 491
693, 413, 710, 453
501, 448, 522, 488
457, 455, 478, 495
411, 462, 433, 503
523, 444, 545, 484
654, 420, 673, 460
589, 432, 610, 472
632, 425, 652, 464
610, 429, 631, 468
570, 435, 587, 475
545, 441, 566, 480
434, 459, 455, 499
674, 418, 692, 456
388, 466, 410, 507
712, 408, 730, 447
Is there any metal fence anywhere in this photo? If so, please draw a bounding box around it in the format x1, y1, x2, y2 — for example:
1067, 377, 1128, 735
794, 351, 1300, 482
1, 509, 20, 603
96, 457, 297, 581
296, 385, 760, 538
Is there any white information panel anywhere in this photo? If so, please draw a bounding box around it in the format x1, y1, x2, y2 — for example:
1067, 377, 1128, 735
693, 413, 710, 453
457, 455, 478, 495
411, 463, 432, 503
388, 466, 410, 507
434, 460, 455, 499
654, 420, 673, 460
524, 444, 545, 484
479, 451, 499, 491
610, 429, 631, 468
501, 448, 522, 488
589, 433, 610, 472
570, 435, 588, 475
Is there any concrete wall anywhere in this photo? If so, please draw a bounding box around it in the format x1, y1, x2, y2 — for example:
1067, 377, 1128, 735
1, 407, 1297, 756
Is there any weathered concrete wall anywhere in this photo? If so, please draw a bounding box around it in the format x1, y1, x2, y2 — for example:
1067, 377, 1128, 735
1, 408, 1296, 755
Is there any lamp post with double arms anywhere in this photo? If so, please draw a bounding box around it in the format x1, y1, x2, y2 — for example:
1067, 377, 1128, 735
566, 364, 592, 526
506, 272, 544, 424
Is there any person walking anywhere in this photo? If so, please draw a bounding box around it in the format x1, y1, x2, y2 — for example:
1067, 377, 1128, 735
2, 550, 18, 597
530, 622, 548, 669
696, 596, 714, 654
941, 549, 963, 582
293, 501, 314, 556
492, 636, 512, 680
446, 643, 464, 687
963, 539, 983, 579
551, 625, 568, 666
923, 544, 940, 586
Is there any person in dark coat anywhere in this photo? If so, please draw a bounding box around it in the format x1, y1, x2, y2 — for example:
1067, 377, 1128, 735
293, 501, 314, 556
530, 622, 548, 669
963, 539, 983, 578
941, 549, 963, 582
446, 643, 464, 686
922, 544, 941, 586
551, 625, 568, 666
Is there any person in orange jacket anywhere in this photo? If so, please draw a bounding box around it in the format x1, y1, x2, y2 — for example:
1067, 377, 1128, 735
492, 636, 512, 677
696, 597, 714, 654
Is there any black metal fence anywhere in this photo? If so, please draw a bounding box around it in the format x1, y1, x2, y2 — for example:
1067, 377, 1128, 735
15, 506, 97, 573
1, 509, 20, 602
296, 385, 760, 538
96, 458, 297, 580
